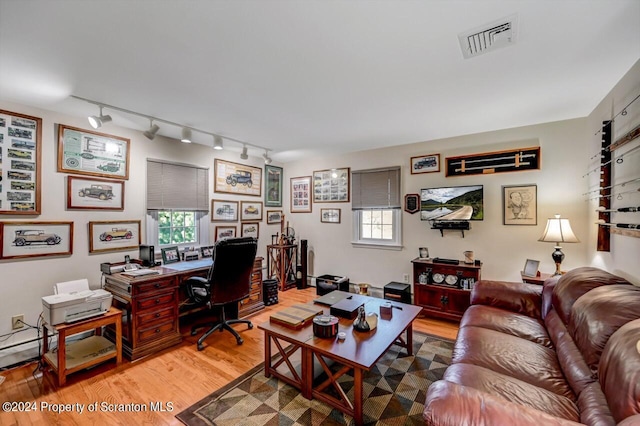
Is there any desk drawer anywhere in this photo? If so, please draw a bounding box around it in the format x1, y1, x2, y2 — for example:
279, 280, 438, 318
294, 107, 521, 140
136, 291, 175, 311
240, 292, 261, 307
137, 320, 176, 344
136, 278, 175, 295
137, 305, 174, 327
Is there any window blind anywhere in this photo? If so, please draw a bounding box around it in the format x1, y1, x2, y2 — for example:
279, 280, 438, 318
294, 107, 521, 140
147, 159, 209, 211
351, 166, 401, 210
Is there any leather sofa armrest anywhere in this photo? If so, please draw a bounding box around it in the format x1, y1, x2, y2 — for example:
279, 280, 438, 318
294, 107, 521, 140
470, 279, 543, 319
424, 380, 582, 426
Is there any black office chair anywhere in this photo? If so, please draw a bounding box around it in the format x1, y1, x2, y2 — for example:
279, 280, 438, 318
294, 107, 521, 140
184, 237, 258, 351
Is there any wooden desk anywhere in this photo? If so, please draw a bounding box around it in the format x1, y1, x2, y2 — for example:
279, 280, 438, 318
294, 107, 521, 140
103, 257, 263, 360
42, 307, 122, 386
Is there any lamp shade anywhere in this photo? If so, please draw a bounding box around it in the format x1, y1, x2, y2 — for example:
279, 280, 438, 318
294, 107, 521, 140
538, 214, 579, 244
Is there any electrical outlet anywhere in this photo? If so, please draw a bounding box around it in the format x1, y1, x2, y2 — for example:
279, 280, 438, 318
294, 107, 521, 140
12, 315, 24, 330
402, 273, 409, 283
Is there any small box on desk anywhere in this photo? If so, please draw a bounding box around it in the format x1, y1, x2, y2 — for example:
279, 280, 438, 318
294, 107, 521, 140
384, 282, 411, 304
330, 297, 364, 320
269, 304, 323, 329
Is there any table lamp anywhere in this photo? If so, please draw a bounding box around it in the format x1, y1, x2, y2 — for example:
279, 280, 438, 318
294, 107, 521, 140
538, 214, 579, 276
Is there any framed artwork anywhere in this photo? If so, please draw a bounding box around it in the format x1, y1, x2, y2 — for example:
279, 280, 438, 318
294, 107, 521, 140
266, 210, 283, 224
522, 259, 540, 277
446, 146, 541, 177
215, 225, 237, 241
57, 124, 130, 180
290, 176, 312, 213
200, 245, 214, 258
503, 184, 537, 225
265, 165, 283, 207
410, 153, 440, 174
241, 200, 263, 221
0, 221, 73, 260
211, 199, 239, 222
313, 167, 350, 203
0, 109, 42, 215
320, 208, 341, 223
88, 220, 141, 253
241, 222, 259, 239
161, 246, 180, 264
214, 159, 262, 197
404, 193, 420, 214
67, 176, 124, 210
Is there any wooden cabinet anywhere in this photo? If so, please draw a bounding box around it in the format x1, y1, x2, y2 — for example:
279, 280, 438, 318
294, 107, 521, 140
239, 257, 264, 317
411, 258, 482, 322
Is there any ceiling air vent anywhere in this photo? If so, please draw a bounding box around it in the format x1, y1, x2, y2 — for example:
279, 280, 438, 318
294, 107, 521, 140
458, 14, 518, 59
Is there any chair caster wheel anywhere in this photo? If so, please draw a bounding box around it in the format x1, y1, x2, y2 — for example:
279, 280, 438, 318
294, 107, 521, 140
248, 323, 253, 329
236, 338, 243, 345
197, 344, 205, 351
191, 330, 198, 336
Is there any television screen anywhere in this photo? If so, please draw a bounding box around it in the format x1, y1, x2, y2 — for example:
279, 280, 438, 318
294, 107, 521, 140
420, 185, 483, 221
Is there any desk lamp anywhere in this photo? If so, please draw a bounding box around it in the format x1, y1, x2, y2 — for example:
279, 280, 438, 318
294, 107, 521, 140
538, 214, 579, 276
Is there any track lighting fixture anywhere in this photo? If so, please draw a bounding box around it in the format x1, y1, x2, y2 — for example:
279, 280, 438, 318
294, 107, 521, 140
87, 106, 112, 129
181, 128, 192, 143
263, 150, 272, 165
240, 145, 248, 160
143, 120, 160, 140
213, 135, 223, 150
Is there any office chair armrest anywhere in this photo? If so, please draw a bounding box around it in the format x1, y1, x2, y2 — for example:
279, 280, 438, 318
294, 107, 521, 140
184, 276, 210, 301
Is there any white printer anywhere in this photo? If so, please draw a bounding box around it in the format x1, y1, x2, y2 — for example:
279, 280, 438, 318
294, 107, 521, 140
42, 279, 113, 325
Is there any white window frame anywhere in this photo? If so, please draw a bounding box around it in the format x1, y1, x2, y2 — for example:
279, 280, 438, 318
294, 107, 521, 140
351, 208, 402, 250
146, 210, 210, 253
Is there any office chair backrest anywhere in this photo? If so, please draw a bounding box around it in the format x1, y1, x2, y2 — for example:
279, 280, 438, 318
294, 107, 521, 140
208, 237, 258, 304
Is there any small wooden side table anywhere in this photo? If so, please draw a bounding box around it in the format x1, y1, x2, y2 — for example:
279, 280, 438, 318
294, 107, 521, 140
520, 272, 553, 285
42, 307, 122, 386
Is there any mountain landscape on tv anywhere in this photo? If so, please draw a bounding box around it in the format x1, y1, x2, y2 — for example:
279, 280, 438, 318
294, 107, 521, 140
420, 186, 483, 221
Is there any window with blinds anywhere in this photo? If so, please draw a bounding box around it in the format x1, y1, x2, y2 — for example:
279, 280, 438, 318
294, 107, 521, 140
147, 159, 209, 211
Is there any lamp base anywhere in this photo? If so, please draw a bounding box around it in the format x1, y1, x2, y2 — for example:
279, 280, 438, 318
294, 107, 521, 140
551, 245, 565, 276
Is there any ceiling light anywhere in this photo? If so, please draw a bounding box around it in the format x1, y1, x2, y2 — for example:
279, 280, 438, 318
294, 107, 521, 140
181, 127, 192, 143
263, 150, 272, 165
87, 106, 112, 129
213, 135, 223, 150
240, 145, 248, 160
143, 120, 160, 140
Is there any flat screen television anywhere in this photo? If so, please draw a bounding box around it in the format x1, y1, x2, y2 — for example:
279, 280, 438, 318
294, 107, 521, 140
420, 185, 483, 221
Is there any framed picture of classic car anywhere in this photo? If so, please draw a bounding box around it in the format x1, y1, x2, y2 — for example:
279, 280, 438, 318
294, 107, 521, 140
67, 176, 124, 210
241, 222, 259, 239
88, 220, 141, 253
215, 226, 237, 241
0, 221, 73, 260
410, 153, 440, 174
241, 201, 263, 221
312, 168, 350, 203
211, 199, 239, 222
320, 208, 341, 223
266, 210, 283, 224
214, 159, 262, 197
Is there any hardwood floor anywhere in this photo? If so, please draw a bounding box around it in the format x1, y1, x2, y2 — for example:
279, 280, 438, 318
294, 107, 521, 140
0, 287, 458, 425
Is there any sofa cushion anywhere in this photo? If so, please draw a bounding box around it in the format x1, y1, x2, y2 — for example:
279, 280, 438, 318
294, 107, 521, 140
577, 382, 616, 426
461, 305, 552, 348
452, 326, 575, 399
552, 267, 629, 327
470, 280, 542, 318
569, 284, 640, 374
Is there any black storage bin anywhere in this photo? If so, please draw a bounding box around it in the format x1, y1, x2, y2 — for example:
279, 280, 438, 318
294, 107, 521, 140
263, 279, 279, 306
316, 275, 350, 296
384, 282, 412, 304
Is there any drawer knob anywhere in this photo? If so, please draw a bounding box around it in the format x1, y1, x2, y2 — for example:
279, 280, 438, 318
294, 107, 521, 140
155, 299, 161, 304
155, 313, 161, 318
155, 328, 161, 333
154, 283, 161, 288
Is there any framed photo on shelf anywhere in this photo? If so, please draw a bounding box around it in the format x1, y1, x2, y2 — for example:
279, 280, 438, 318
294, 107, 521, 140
67, 176, 124, 210
320, 208, 341, 223
88, 220, 141, 253
313, 167, 350, 203
266, 210, 283, 224
0, 109, 42, 215
57, 124, 130, 180
503, 184, 537, 225
215, 225, 237, 241
211, 199, 239, 222
410, 153, 440, 174
200, 245, 214, 258
161, 246, 180, 264
214, 159, 262, 197
241, 201, 263, 221
290, 176, 312, 213
0, 221, 73, 260
522, 259, 540, 277
264, 165, 283, 207
241, 222, 259, 239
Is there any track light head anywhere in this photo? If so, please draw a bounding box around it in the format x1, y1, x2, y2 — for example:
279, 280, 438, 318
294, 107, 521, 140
240, 145, 248, 160
181, 127, 192, 143
143, 122, 160, 140
88, 106, 112, 129
213, 135, 223, 150
263, 151, 272, 165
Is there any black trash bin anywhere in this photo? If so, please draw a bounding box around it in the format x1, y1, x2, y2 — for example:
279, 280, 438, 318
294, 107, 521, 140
263, 279, 279, 306
316, 275, 350, 296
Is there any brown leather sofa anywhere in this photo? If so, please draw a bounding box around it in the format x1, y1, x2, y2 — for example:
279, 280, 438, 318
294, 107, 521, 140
424, 267, 640, 425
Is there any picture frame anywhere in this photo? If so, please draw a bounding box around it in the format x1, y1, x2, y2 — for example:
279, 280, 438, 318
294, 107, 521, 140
200, 245, 214, 258
214, 159, 262, 197
522, 259, 540, 277
320, 208, 341, 223
67, 176, 124, 210
410, 153, 440, 174
266, 210, 283, 224
215, 225, 237, 241
404, 193, 420, 214
264, 165, 283, 207
161, 245, 180, 264
241, 201, 263, 221
313, 167, 350, 203
0, 221, 73, 260
211, 199, 239, 222
241, 222, 259, 239
445, 146, 541, 177
88, 220, 141, 253
290, 176, 312, 213
503, 184, 537, 225
57, 124, 130, 180
0, 109, 42, 215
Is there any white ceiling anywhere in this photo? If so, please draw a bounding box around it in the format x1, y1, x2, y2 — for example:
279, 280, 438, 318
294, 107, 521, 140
1, 1, 638, 162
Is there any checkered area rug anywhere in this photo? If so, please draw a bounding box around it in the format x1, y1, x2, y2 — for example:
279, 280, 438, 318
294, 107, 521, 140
176, 332, 453, 426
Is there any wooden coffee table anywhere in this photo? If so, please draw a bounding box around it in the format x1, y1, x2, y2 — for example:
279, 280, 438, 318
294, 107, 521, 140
258, 294, 422, 426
